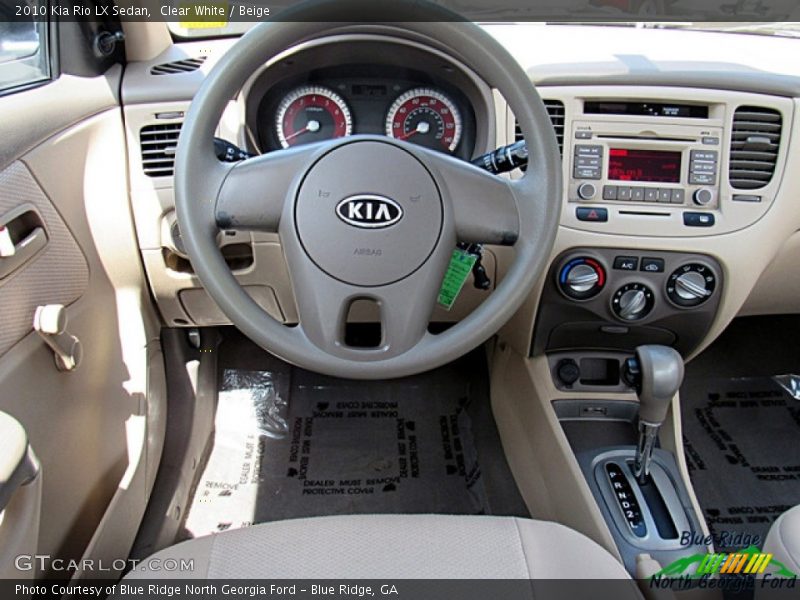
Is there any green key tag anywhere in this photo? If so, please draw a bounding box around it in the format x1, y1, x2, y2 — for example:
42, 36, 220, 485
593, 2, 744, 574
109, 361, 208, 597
438, 248, 478, 310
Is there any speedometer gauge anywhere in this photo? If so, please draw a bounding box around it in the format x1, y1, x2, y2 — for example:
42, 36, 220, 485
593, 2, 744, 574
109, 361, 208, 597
276, 85, 352, 148
385, 88, 462, 153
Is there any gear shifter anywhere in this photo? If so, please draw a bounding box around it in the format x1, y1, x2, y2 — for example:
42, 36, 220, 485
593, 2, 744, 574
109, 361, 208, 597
623, 345, 685, 485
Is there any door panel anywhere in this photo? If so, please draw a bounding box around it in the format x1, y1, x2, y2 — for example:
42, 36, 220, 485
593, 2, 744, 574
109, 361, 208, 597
0, 68, 163, 580
0, 162, 89, 355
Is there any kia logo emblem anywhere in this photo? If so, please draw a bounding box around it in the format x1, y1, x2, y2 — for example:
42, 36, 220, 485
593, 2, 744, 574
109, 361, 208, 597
335, 195, 403, 229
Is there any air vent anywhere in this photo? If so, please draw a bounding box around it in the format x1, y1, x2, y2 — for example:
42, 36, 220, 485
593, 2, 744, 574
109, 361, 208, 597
515, 99, 565, 156
140, 123, 182, 177
150, 56, 207, 76
729, 106, 782, 190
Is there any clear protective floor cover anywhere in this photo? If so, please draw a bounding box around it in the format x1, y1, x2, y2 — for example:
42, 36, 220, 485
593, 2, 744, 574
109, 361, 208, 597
182, 332, 525, 539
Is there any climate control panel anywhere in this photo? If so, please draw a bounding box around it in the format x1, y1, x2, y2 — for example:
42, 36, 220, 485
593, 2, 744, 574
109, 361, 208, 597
536, 248, 723, 356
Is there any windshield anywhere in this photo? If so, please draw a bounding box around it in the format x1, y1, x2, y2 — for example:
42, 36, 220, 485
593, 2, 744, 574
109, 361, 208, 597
169, 20, 800, 40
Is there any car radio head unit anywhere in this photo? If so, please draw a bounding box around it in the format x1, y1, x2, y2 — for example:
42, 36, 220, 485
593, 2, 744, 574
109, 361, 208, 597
568, 119, 723, 209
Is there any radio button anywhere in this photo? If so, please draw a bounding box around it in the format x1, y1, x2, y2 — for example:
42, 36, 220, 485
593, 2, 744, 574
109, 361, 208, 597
691, 162, 717, 174
574, 167, 601, 180
644, 188, 658, 202
702, 136, 720, 145
690, 150, 718, 162
575, 131, 593, 140
632, 187, 645, 201
575, 144, 602, 157
689, 173, 715, 185
657, 188, 673, 203
602, 185, 618, 200
670, 189, 686, 204
618, 187, 632, 201
576, 156, 602, 168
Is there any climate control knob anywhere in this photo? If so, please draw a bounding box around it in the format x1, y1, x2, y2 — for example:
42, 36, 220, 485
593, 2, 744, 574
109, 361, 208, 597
558, 257, 606, 300
612, 283, 655, 321
667, 264, 716, 307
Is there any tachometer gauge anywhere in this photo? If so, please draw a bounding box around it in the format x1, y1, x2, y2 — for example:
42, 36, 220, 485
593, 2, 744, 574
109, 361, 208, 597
385, 88, 462, 153
276, 85, 353, 148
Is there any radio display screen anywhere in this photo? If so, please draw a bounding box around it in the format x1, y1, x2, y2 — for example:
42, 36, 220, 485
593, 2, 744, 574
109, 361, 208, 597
608, 149, 682, 183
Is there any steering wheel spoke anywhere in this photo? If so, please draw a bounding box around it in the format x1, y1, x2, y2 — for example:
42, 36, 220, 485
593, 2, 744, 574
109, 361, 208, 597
288, 245, 448, 360
214, 144, 320, 232
418, 148, 521, 246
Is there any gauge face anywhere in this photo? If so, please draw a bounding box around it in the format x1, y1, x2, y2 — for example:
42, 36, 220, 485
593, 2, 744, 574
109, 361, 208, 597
276, 85, 353, 148
385, 88, 462, 153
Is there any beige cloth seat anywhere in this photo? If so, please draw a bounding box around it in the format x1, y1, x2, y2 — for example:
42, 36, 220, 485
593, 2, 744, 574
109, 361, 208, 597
125, 514, 633, 580
764, 504, 800, 575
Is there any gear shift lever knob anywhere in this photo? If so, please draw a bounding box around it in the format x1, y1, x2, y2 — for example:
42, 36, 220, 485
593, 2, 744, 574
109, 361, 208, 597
633, 345, 684, 425
626, 345, 684, 485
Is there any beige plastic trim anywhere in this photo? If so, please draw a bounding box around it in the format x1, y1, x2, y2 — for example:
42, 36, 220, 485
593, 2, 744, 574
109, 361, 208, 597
121, 22, 172, 62
490, 343, 622, 559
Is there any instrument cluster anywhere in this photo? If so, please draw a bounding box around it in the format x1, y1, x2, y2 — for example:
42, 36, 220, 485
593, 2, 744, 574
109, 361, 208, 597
254, 67, 477, 160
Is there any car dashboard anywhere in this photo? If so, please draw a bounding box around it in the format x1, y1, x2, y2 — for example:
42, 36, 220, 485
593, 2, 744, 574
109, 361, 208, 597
121, 23, 800, 367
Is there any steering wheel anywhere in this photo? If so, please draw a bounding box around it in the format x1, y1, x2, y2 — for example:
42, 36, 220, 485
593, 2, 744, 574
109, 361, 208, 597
174, 1, 561, 380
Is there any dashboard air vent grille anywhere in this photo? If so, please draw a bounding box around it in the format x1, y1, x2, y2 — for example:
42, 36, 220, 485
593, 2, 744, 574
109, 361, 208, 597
140, 123, 182, 177
150, 56, 207, 76
515, 99, 565, 156
729, 106, 782, 190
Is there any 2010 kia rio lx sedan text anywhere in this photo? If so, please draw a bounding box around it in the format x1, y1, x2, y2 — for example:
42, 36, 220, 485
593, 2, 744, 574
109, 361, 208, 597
1, 1, 799, 599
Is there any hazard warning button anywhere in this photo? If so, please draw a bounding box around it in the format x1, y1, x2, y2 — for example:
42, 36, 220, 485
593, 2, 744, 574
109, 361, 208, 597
576, 206, 608, 223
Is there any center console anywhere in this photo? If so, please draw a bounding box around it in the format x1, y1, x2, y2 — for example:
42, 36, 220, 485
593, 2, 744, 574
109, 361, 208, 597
534, 247, 723, 381
554, 347, 708, 575
534, 248, 723, 575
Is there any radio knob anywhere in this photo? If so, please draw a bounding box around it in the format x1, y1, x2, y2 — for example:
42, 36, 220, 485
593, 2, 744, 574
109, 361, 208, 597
667, 264, 717, 308
693, 188, 714, 206
578, 182, 597, 200
612, 283, 654, 321
559, 258, 606, 300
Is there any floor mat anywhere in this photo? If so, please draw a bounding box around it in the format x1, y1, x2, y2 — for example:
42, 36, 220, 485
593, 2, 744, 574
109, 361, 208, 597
682, 375, 800, 550
182, 334, 524, 538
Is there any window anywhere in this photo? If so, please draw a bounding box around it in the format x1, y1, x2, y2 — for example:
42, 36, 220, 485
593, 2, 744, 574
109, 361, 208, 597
0, 2, 50, 94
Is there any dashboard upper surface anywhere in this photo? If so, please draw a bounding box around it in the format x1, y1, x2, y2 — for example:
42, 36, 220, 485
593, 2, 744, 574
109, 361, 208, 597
120, 23, 800, 346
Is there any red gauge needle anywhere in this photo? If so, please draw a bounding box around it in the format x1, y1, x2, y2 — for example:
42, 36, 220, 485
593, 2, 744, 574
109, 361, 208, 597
396, 121, 431, 140
284, 119, 321, 143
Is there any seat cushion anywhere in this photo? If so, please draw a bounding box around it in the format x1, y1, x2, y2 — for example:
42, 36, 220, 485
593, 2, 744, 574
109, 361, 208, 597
764, 504, 800, 575
125, 514, 631, 579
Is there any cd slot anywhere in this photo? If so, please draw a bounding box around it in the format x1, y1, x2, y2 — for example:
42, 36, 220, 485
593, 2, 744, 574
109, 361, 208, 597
596, 135, 695, 143
619, 211, 671, 217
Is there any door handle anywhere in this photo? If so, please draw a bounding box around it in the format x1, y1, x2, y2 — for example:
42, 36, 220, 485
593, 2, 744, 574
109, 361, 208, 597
0, 204, 48, 280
